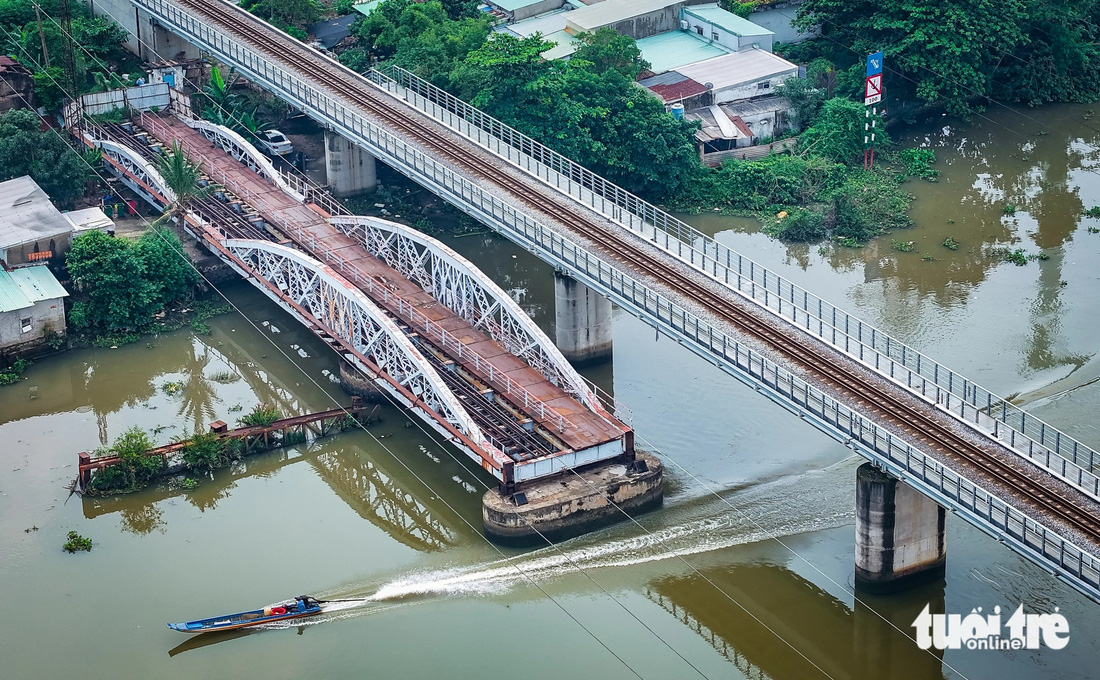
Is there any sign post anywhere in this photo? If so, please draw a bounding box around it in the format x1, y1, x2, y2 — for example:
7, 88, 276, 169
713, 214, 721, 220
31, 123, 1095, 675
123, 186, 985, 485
864, 51, 883, 169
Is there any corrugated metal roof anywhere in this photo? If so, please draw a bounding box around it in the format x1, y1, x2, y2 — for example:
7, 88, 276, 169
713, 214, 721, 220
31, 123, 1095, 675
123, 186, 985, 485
0, 266, 67, 312
352, 1, 383, 17
64, 207, 114, 233
636, 31, 729, 74
0, 176, 73, 254
489, 0, 549, 12
0, 270, 30, 312
675, 49, 797, 90
640, 74, 709, 103
683, 4, 774, 37
540, 30, 578, 60
566, 0, 683, 33
721, 95, 793, 119
12, 266, 67, 302
506, 8, 572, 37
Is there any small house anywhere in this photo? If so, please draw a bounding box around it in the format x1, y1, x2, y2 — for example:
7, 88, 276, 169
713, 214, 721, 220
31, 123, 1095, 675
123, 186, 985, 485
0, 266, 68, 355
0, 176, 75, 267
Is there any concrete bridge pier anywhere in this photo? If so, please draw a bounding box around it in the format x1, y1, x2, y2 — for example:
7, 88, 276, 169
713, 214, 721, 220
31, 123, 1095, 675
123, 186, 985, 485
554, 272, 612, 366
325, 130, 377, 197
855, 463, 946, 594
338, 361, 386, 403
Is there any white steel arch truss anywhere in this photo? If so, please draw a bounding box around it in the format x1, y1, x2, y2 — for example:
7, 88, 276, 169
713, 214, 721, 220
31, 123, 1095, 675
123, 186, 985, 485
86, 132, 177, 205
187, 119, 305, 201
329, 215, 604, 415
222, 239, 510, 477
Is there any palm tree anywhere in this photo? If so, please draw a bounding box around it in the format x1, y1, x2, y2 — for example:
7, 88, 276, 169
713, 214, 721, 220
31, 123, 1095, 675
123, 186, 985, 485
155, 140, 216, 222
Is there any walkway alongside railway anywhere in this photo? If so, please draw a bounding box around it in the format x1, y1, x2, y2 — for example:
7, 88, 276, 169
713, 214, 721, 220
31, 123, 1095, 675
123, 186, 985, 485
135, 112, 626, 460
124, 0, 1100, 598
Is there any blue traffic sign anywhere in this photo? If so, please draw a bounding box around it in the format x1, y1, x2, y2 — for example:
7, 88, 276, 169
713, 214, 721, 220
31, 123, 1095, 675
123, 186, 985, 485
866, 51, 884, 77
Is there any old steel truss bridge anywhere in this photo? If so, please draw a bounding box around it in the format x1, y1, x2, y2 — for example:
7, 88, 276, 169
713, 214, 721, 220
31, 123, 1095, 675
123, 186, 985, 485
98, 0, 1100, 601
77, 110, 630, 489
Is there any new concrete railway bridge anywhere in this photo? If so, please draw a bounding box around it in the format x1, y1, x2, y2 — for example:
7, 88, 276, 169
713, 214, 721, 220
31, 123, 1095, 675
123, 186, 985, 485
86, 0, 1100, 600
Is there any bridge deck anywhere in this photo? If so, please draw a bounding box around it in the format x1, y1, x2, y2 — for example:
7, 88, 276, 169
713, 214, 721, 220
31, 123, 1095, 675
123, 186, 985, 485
140, 114, 623, 455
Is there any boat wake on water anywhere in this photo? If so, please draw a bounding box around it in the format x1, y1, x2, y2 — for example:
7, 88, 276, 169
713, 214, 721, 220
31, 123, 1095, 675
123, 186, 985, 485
303, 457, 857, 621
168, 457, 857, 655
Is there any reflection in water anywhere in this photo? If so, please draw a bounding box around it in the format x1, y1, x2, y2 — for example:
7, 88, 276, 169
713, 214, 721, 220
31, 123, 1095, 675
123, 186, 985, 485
310, 447, 455, 551
119, 503, 166, 535
650, 564, 946, 680
175, 340, 219, 432
82, 439, 460, 550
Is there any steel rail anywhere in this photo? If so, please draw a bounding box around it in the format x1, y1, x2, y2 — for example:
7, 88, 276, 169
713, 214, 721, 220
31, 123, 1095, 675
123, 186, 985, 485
178, 0, 1100, 543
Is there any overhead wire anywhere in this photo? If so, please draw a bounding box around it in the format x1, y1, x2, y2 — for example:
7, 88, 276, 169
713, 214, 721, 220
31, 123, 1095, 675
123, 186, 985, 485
2, 34, 662, 680
39, 4, 985, 675
11, 7, 719, 677
26, 2, 1073, 676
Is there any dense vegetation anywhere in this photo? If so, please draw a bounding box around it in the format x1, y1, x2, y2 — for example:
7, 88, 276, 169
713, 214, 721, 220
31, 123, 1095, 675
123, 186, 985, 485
88, 426, 163, 492
338, 0, 929, 244
0, 0, 138, 108
66, 228, 200, 337
790, 0, 1100, 114
341, 0, 701, 198
0, 109, 91, 207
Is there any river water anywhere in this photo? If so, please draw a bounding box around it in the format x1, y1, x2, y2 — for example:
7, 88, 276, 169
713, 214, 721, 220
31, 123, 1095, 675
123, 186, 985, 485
3, 104, 1100, 679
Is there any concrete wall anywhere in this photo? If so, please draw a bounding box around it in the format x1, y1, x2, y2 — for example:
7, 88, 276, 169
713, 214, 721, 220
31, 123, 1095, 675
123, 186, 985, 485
713, 68, 797, 104
325, 130, 378, 197
86, 0, 200, 62
1, 234, 71, 266
750, 3, 819, 45
854, 463, 946, 593
511, 0, 565, 22
607, 7, 682, 40
681, 11, 774, 52
554, 272, 612, 365
0, 297, 65, 351
86, 0, 141, 56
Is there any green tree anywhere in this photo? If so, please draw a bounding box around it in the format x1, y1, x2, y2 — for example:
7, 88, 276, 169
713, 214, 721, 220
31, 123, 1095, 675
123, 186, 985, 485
793, 0, 1100, 112
156, 140, 214, 217
67, 231, 158, 333
73, 16, 130, 59
353, 0, 489, 83
799, 98, 881, 165
570, 28, 650, 80
243, 0, 321, 27
90, 426, 163, 491
774, 77, 824, 131
136, 227, 199, 309
0, 108, 88, 206
829, 168, 912, 242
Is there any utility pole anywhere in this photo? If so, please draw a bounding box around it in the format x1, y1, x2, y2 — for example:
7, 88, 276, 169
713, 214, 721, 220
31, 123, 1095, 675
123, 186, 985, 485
56, 0, 79, 95
34, 4, 50, 68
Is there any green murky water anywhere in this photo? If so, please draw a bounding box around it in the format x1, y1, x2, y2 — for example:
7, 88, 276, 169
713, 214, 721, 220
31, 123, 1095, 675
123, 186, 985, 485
4, 104, 1100, 679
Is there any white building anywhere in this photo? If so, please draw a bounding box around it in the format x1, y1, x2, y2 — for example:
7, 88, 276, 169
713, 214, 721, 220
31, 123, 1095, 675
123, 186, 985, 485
681, 4, 775, 52
0, 266, 68, 354
675, 49, 797, 104
0, 176, 75, 267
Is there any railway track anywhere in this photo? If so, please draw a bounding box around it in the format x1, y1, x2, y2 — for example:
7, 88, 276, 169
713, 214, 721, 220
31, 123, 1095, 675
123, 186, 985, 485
180, 0, 1100, 546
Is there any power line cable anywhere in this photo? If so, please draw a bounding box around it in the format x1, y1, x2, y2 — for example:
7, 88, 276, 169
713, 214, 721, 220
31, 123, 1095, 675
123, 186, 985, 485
50, 6, 947, 673
0, 61, 658, 680
26, 5, 1008, 676
6, 15, 717, 677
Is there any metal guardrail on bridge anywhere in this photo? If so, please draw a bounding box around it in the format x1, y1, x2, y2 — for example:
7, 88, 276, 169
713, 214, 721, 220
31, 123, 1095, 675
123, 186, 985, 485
133, 0, 1100, 601
370, 64, 1100, 499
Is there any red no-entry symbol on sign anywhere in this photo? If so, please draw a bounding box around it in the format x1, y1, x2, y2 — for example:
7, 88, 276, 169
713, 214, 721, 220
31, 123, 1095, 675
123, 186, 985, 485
865, 74, 882, 105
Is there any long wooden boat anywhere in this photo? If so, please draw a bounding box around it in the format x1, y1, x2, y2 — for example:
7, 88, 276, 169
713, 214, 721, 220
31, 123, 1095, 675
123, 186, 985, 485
167, 595, 323, 633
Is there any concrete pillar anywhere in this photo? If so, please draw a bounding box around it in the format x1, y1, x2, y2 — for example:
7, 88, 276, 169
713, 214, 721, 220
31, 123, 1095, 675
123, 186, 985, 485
339, 362, 386, 403
554, 272, 612, 366
855, 463, 946, 593
325, 130, 377, 197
